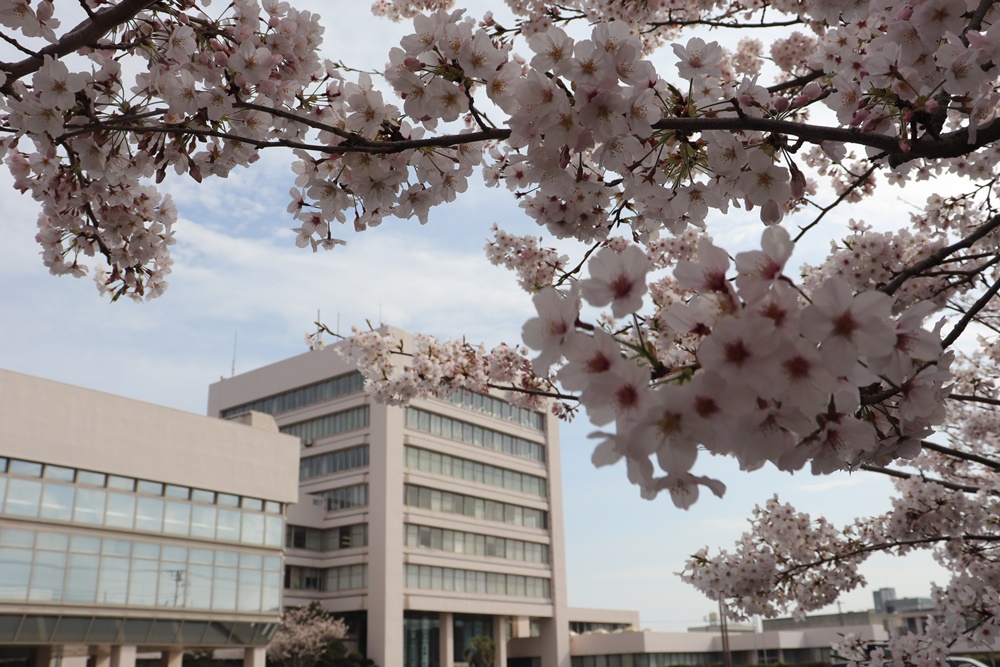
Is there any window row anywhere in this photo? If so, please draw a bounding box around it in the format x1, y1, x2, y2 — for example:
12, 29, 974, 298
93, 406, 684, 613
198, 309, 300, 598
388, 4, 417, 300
322, 484, 369, 512
221, 372, 364, 418
0, 526, 281, 613
286, 523, 368, 552
405, 524, 548, 564
0, 458, 280, 513
446, 389, 545, 431
285, 564, 367, 592
405, 446, 546, 497
0, 477, 283, 548
405, 408, 545, 462
281, 406, 370, 444
404, 485, 547, 529
404, 564, 550, 599
571, 654, 724, 667
300, 445, 369, 481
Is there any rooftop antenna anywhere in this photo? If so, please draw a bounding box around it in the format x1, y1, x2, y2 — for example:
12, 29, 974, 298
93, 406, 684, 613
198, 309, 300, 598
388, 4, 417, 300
379, 302, 383, 326
337, 312, 340, 337
230, 331, 238, 377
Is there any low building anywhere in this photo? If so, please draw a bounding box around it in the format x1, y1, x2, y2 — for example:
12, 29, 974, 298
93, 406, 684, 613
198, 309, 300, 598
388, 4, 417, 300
0, 370, 300, 667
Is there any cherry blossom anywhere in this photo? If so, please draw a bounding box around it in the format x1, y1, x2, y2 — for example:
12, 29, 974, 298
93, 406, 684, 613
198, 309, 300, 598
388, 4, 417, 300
5, 0, 1000, 653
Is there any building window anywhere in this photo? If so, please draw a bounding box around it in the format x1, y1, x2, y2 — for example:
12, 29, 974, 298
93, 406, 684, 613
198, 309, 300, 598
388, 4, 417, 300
0, 525, 281, 613
404, 523, 548, 564
404, 446, 546, 497
322, 484, 369, 511
403, 485, 546, 530
285, 523, 368, 552
221, 372, 365, 418
403, 564, 550, 599
300, 445, 369, 481
281, 406, 370, 444
446, 388, 545, 431
404, 408, 545, 462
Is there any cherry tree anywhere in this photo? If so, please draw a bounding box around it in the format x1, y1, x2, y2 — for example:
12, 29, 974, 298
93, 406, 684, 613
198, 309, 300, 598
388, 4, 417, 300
3, 0, 1000, 661
267, 603, 349, 667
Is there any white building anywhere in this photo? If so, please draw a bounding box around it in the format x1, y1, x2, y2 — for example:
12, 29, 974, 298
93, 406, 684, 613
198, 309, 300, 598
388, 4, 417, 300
208, 328, 572, 667
0, 369, 300, 667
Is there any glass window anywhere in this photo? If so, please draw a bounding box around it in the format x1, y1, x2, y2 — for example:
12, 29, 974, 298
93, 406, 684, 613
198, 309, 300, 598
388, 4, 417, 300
74, 488, 106, 525
107, 475, 134, 491
265, 516, 283, 547
188, 564, 213, 609
97, 555, 130, 605
242, 498, 263, 512
241, 512, 264, 544
191, 489, 215, 504
35, 532, 67, 551
0, 546, 32, 600
65, 553, 99, 603
165, 485, 189, 500
137, 480, 164, 496
40, 483, 74, 521
135, 497, 164, 532
217, 493, 239, 507
163, 501, 191, 536
43, 465, 74, 482
9, 460, 43, 477
105, 493, 136, 530
29, 550, 65, 602
237, 568, 263, 612
5, 478, 42, 517
191, 505, 217, 539
217, 509, 241, 542
76, 470, 106, 487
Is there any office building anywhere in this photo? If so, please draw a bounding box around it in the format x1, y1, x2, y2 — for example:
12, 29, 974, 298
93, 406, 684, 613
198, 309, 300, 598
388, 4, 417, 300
207, 328, 571, 667
0, 370, 300, 667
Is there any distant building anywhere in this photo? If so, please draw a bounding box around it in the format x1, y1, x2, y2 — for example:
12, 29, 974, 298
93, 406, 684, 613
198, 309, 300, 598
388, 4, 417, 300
873, 588, 897, 614
208, 328, 571, 667
0, 370, 300, 667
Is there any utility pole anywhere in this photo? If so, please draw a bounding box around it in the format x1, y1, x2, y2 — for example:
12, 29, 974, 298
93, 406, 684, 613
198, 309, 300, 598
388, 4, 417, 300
720, 598, 733, 667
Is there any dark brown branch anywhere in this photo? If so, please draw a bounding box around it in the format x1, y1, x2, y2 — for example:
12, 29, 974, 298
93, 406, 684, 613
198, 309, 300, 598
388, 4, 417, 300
1, 0, 160, 93
0, 30, 41, 58
949, 393, 1000, 406
768, 70, 825, 94
881, 214, 1000, 296
920, 440, 1000, 472
859, 464, 988, 494
942, 273, 1000, 348
778, 534, 1000, 581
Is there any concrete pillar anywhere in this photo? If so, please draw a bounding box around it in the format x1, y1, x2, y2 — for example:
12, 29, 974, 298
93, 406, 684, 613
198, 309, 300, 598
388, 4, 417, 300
160, 649, 183, 667
90, 649, 111, 667
439, 612, 454, 667
244, 647, 266, 667
109, 646, 136, 667
367, 402, 406, 667
512, 617, 531, 640
34, 646, 54, 667
492, 616, 507, 667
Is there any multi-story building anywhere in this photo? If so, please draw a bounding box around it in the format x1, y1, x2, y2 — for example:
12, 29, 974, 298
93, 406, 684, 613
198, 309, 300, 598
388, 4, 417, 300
0, 369, 300, 667
207, 328, 571, 667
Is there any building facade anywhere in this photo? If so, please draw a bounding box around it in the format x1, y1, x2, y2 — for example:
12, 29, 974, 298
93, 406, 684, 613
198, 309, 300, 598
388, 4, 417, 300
207, 328, 571, 667
0, 370, 300, 667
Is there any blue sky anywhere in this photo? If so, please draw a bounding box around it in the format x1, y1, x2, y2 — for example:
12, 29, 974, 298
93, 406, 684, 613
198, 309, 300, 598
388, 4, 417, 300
0, 1, 949, 631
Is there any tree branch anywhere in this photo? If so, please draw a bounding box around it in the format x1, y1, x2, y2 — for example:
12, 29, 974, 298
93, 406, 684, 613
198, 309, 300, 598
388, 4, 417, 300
880, 214, 1000, 296
942, 273, 1000, 348
1, 0, 160, 93
859, 463, 989, 494
919, 440, 1000, 472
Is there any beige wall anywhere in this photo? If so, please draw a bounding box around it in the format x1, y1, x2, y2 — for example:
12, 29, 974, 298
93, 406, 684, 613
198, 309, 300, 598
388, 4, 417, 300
0, 369, 300, 503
